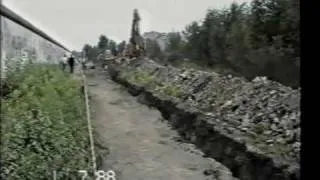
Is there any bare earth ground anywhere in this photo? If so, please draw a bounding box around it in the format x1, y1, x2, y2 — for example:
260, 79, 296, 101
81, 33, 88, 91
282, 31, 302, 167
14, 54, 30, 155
86, 69, 236, 180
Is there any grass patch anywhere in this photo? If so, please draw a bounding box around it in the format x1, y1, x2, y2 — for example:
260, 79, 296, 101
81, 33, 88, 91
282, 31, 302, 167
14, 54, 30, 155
1, 64, 91, 179
156, 84, 182, 98
122, 70, 182, 98
125, 71, 157, 88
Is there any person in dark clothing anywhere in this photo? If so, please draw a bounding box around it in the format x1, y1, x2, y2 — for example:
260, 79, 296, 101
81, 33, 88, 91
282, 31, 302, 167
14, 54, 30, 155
68, 55, 75, 73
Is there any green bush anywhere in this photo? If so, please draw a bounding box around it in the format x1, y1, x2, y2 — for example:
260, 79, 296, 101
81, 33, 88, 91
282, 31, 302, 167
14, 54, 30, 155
123, 70, 182, 98
156, 84, 182, 98
162, 85, 181, 97
1, 64, 91, 179
126, 71, 157, 88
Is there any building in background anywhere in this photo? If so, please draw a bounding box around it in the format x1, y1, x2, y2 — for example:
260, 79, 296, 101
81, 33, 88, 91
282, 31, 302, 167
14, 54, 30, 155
143, 31, 168, 51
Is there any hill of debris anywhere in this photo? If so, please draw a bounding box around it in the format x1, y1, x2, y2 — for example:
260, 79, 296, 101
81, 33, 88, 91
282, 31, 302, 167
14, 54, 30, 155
107, 58, 300, 180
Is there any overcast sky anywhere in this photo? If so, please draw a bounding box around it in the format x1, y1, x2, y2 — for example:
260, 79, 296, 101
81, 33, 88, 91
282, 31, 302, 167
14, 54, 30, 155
3, 0, 248, 51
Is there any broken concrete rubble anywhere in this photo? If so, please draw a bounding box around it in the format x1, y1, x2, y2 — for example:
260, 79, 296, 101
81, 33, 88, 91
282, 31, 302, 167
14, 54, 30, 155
108, 58, 300, 180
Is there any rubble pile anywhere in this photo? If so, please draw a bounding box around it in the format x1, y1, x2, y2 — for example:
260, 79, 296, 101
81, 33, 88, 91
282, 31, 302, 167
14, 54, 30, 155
108, 59, 301, 180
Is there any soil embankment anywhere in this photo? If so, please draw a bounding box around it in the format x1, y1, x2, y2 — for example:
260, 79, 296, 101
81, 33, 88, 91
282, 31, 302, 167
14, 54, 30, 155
107, 59, 300, 180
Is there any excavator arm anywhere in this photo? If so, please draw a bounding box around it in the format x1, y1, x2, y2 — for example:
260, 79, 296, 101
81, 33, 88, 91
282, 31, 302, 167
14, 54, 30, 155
126, 9, 145, 58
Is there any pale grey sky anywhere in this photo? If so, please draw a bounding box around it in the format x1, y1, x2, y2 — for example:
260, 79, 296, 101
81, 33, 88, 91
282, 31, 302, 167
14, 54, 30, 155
3, 0, 247, 51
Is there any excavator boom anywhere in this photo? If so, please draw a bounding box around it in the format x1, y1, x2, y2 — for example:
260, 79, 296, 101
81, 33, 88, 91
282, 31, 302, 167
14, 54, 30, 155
125, 9, 145, 58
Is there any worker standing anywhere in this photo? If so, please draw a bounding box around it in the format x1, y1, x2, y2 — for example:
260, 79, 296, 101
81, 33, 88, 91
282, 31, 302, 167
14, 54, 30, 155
68, 54, 75, 73
60, 54, 68, 71
80, 57, 86, 70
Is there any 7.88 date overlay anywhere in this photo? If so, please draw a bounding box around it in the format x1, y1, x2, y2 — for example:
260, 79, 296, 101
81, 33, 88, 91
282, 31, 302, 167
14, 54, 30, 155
52, 170, 116, 180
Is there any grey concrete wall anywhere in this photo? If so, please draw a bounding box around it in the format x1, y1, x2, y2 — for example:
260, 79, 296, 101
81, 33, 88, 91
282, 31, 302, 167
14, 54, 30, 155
1, 17, 67, 78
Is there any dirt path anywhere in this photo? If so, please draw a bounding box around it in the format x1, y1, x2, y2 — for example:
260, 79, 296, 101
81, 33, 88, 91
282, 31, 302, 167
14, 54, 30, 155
87, 70, 236, 180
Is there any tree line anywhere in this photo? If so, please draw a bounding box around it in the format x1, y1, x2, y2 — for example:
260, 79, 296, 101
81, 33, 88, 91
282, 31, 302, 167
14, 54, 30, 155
146, 0, 300, 88
81, 35, 126, 62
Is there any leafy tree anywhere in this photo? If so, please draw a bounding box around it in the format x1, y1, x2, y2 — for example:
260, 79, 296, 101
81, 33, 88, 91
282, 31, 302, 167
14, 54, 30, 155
166, 32, 183, 52
108, 40, 117, 56
182, 21, 202, 60
145, 39, 162, 59
97, 35, 109, 51
82, 44, 92, 58
90, 46, 99, 62
164, 32, 186, 63
82, 44, 99, 62
164, 0, 300, 87
117, 41, 126, 55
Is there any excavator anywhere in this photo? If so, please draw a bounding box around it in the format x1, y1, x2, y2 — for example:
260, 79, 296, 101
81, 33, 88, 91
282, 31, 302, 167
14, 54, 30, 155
124, 9, 145, 59
107, 9, 144, 67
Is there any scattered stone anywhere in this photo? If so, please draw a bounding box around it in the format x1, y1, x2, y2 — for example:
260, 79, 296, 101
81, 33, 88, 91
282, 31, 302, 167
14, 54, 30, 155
292, 142, 300, 149
252, 76, 268, 83
241, 118, 250, 127
205, 112, 214, 116
263, 130, 272, 135
190, 133, 197, 142
273, 117, 280, 123
276, 137, 285, 144
226, 127, 235, 134
285, 128, 293, 136
158, 140, 168, 145
266, 139, 274, 144
241, 127, 248, 132
270, 90, 277, 94
223, 100, 233, 107
203, 169, 215, 176
270, 124, 278, 131
88, 82, 98, 86
257, 113, 264, 117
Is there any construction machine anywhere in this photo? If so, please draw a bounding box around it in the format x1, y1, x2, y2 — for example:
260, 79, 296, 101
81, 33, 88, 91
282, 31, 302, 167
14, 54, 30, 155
125, 9, 145, 58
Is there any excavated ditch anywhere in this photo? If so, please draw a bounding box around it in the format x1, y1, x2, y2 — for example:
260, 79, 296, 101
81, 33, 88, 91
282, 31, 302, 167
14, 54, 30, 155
107, 59, 300, 180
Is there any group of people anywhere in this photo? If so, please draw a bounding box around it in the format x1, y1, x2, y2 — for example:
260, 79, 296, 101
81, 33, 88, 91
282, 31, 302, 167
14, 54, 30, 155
60, 54, 75, 73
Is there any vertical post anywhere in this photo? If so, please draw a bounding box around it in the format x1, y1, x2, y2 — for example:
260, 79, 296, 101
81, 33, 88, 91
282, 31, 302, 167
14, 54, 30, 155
0, 0, 3, 168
